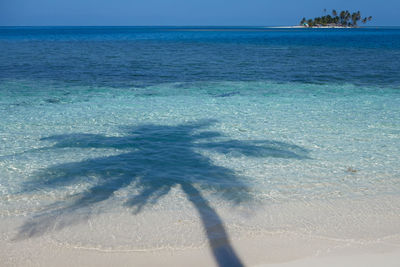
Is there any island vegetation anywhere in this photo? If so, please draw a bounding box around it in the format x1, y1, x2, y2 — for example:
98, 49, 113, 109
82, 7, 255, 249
300, 9, 372, 28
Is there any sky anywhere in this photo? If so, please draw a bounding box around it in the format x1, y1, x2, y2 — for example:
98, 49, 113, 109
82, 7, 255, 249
1, 0, 399, 26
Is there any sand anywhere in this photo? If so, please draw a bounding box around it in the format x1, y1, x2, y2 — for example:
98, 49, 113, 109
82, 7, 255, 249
2, 233, 399, 266
2, 195, 399, 266
2, 211, 399, 267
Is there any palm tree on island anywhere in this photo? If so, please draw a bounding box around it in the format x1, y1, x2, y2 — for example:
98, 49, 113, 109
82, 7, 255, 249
300, 9, 372, 28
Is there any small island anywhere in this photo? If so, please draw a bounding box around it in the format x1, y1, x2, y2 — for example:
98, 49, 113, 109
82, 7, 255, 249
300, 9, 372, 28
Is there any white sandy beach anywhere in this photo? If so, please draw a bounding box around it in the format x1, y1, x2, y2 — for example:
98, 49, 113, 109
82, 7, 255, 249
2, 226, 399, 267
2, 195, 399, 266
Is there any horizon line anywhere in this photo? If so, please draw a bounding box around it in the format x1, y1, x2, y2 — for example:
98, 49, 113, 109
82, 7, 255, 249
0, 25, 397, 28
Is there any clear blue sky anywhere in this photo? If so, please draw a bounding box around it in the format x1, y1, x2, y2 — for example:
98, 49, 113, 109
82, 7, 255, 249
1, 0, 399, 26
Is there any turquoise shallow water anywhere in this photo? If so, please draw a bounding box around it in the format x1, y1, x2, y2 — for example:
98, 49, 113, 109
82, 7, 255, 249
1, 27, 400, 255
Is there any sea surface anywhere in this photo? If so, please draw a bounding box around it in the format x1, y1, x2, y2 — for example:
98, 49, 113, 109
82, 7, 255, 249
0, 27, 400, 256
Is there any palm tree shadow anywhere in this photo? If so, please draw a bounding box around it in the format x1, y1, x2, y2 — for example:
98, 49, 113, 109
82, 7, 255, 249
15, 119, 309, 267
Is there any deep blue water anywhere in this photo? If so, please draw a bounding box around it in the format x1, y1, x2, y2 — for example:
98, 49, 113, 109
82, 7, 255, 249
1, 27, 400, 88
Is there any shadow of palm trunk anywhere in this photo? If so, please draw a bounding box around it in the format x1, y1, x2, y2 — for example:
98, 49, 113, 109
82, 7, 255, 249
182, 183, 244, 267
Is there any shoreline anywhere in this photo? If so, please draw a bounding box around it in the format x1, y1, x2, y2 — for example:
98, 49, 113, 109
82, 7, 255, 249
2, 230, 399, 266
2, 195, 400, 266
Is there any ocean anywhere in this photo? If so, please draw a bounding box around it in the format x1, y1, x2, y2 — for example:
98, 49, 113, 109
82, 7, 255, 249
1, 27, 400, 262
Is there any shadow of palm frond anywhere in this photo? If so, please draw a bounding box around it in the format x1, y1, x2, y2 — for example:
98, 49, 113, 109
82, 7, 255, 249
15, 119, 309, 267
